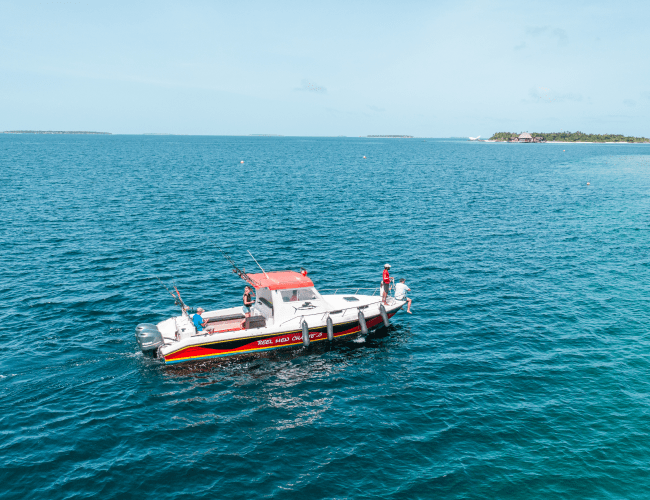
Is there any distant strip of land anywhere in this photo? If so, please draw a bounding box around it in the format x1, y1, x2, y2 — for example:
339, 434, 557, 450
250, 134, 284, 137
2, 130, 111, 135
367, 135, 413, 138
490, 131, 649, 143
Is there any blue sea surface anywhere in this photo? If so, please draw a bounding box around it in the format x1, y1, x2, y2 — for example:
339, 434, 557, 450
2, 136, 650, 499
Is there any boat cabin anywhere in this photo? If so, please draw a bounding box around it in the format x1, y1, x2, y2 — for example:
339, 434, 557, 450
248, 271, 328, 325
198, 271, 328, 335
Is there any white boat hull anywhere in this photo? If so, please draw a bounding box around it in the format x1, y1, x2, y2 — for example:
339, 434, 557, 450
157, 295, 404, 365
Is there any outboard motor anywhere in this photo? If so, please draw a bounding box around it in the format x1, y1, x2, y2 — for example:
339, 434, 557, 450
135, 323, 164, 356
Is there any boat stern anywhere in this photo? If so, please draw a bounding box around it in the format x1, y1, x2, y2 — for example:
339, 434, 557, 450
135, 323, 164, 356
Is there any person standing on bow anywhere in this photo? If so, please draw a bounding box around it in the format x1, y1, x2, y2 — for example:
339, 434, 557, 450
382, 264, 392, 304
241, 286, 255, 328
193, 307, 207, 332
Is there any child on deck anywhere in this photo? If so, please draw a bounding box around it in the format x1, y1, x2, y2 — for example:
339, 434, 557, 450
241, 286, 255, 328
394, 278, 412, 314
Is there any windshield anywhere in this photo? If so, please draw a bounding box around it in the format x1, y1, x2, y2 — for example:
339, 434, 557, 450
280, 287, 318, 302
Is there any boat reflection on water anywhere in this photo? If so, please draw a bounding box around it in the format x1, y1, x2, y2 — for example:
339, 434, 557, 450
139, 322, 413, 434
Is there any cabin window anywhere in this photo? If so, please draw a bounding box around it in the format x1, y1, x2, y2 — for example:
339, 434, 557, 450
281, 288, 318, 302
343, 296, 359, 302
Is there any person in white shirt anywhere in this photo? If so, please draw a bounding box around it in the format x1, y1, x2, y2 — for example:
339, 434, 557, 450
394, 278, 412, 314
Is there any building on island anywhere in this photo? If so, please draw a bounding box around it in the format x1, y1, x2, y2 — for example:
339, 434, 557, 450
507, 133, 546, 143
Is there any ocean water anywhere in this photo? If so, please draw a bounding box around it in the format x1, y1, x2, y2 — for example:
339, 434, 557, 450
2, 135, 650, 499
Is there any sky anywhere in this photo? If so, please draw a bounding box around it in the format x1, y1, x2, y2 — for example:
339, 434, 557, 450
1, 0, 649, 137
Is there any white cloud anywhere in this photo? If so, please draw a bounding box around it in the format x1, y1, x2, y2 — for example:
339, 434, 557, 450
295, 79, 327, 93
524, 26, 569, 46
528, 87, 582, 103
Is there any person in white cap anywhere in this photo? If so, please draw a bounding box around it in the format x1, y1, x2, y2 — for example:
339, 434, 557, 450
395, 278, 412, 314
382, 264, 392, 304
193, 307, 207, 332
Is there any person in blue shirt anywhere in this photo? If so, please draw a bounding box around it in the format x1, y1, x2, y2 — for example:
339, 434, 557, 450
193, 307, 207, 332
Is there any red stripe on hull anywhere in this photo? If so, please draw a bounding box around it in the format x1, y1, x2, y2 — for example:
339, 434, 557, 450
163, 311, 397, 364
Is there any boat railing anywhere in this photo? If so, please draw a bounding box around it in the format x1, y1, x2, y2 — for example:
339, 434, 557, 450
278, 296, 396, 327
319, 287, 381, 296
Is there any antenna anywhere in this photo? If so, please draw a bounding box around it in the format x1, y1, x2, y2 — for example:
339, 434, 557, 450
248, 250, 270, 279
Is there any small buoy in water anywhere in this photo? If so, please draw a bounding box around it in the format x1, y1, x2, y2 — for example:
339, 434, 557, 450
363, 156, 366, 159
563, 150, 565, 152
587, 182, 590, 185
240, 160, 244, 163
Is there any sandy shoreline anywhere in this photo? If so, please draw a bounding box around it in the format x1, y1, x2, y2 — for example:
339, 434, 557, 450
488, 141, 648, 144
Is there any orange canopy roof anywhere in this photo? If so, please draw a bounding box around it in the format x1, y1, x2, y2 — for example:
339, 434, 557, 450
246, 271, 314, 291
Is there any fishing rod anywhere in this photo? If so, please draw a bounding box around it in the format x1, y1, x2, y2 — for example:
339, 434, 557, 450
173, 283, 189, 312
155, 276, 189, 314
217, 247, 261, 287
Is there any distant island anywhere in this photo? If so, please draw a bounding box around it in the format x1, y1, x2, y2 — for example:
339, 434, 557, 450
250, 134, 284, 137
489, 131, 649, 143
3, 130, 111, 135
366, 135, 413, 138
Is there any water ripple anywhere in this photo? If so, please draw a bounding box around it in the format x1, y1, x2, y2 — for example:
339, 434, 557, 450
2, 136, 650, 499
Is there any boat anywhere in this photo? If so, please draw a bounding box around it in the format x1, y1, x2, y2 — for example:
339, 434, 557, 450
135, 268, 406, 365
